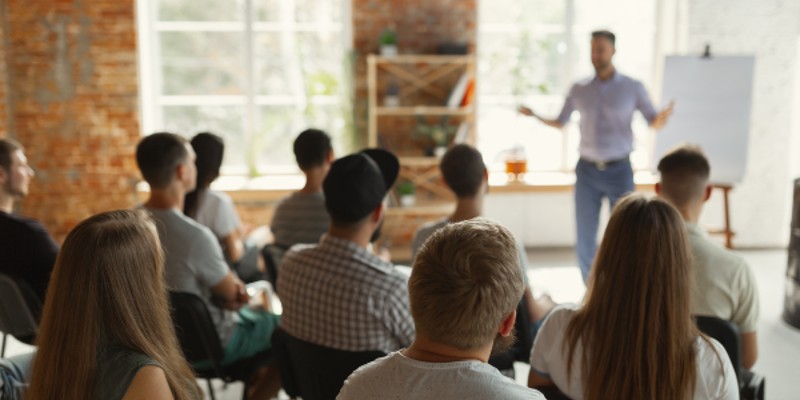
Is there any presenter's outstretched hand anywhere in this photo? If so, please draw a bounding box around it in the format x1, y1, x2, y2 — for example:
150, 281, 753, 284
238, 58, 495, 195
518, 105, 535, 117
651, 100, 675, 131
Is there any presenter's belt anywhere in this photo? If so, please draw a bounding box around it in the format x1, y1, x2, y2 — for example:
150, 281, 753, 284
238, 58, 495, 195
580, 156, 629, 171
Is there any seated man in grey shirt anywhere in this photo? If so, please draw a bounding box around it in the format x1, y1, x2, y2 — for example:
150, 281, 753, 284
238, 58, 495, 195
136, 133, 280, 399
338, 219, 545, 400
270, 129, 333, 250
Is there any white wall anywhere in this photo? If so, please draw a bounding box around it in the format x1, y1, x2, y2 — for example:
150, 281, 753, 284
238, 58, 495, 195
486, 0, 800, 249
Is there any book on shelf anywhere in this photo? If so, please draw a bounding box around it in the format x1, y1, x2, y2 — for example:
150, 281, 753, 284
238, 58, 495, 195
447, 73, 471, 108
460, 78, 476, 106
453, 122, 470, 144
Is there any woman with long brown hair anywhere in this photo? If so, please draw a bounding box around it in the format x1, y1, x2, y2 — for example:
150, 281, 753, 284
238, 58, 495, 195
528, 195, 737, 400
28, 209, 201, 399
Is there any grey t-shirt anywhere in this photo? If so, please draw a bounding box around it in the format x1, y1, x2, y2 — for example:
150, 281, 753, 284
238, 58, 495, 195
337, 351, 545, 400
271, 191, 329, 249
145, 207, 238, 345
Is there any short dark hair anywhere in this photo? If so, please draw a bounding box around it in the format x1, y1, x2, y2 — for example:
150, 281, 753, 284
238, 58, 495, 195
592, 30, 616, 47
294, 129, 332, 170
0, 138, 22, 173
440, 144, 486, 198
657, 144, 711, 207
136, 132, 189, 189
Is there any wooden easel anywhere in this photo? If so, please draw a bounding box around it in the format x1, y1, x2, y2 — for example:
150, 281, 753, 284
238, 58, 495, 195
708, 184, 735, 249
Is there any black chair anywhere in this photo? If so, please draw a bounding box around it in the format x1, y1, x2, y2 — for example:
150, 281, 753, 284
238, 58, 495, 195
272, 327, 385, 400
259, 244, 286, 294
169, 291, 271, 400
695, 316, 765, 400
0, 273, 41, 357
488, 298, 533, 377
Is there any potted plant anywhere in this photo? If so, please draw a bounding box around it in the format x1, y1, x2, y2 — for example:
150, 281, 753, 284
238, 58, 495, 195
396, 180, 416, 207
380, 28, 398, 57
415, 116, 456, 157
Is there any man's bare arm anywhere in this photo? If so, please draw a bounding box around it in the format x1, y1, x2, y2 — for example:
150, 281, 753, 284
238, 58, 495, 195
741, 331, 758, 370
518, 106, 564, 129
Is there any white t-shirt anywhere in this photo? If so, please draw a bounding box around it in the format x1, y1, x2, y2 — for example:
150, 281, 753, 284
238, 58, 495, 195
529, 305, 739, 400
337, 351, 545, 400
195, 190, 242, 238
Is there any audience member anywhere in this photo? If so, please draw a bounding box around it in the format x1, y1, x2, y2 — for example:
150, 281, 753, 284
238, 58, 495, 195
137, 132, 279, 399
270, 128, 333, 250
656, 144, 760, 369
278, 148, 414, 353
411, 144, 554, 335
338, 218, 545, 399
28, 209, 202, 400
0, 138, 58, 304
184, 132, 262, 282
528, 195, 738, 400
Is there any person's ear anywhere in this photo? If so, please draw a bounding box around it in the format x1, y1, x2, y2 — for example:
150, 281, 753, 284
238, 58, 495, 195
372, 201, 384, 223
327, 149, 334, 164
655, 182, 662, 195
0, 168, 7, 186
703, 185, 712, 202
499, 310, 516, 337
175, 163, 186, 182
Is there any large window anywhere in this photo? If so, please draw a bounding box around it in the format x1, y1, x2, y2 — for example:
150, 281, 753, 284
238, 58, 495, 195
138, 0, 349, 175
477, 0, 660, 173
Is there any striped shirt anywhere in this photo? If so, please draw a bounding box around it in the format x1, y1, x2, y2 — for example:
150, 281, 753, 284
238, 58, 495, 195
271, 191, 329, 249
277, 234, 415, 352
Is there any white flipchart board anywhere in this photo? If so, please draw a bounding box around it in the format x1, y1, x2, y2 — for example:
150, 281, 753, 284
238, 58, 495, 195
654, 56, 755, 184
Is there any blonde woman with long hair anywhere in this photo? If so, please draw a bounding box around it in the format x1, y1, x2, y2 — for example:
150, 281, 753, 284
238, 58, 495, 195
528, 195, 738, 400
28, 210, 201, 399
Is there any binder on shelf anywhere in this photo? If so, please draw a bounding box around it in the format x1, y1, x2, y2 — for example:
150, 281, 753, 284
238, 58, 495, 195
460, 78, 476, 106
453, 122, 470, 144
447, 73, 471, 108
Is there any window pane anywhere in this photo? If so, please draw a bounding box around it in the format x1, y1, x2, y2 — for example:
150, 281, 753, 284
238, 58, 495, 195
253, 0, 280, 22
296, 0, 342, 23
160, 31, 245, 95
479, 0, 564, 25
157, 0, 244, 21
297, 32, 344, 95
161, 105, 248, 169
255, 103, 347, 172
479, 32, 566, 97
254, 33, 293, 95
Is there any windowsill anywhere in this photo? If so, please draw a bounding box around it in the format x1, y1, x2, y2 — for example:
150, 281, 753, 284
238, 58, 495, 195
136, 171, 658, 197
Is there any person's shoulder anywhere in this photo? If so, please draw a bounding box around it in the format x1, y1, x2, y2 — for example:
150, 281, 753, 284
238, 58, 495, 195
0, 211, 47, 234
151, 208, 217, 242
414, 218, 448, 239
541, 304, 579, 330
205, 189, 234, 206
690, 232, 749, 271
338, 353, 397, 398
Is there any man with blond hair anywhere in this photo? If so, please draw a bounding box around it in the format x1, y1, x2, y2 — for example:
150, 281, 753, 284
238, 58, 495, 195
338, 218, 545, 399
656, 144, 760, 370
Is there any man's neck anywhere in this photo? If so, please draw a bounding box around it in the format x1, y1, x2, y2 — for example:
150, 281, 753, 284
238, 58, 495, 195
327, 225, 373, 250
596, 65, 616, 81
144, 186, 185, 211
678, 203, 703, 225
403, 334, 491, 363
0, 194, 14, 214
300, 168, 326, 194
449, 195, 483, 222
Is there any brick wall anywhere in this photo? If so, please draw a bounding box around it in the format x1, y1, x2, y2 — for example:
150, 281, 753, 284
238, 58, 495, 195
0, 1, 9, 138
4, 0, 141, 243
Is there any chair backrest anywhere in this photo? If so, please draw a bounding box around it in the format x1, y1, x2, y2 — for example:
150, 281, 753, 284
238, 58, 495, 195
168, 291, 225, 374
0, 273, 40, 340
260, 244, 286, 294
694, 315, 743, 380
272, 327, 385, 400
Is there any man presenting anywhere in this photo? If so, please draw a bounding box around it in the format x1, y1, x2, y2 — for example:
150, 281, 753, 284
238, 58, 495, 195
519, 30, 673, 281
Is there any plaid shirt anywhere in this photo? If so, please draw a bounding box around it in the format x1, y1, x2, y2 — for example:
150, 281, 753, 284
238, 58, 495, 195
277, 234, 415, 353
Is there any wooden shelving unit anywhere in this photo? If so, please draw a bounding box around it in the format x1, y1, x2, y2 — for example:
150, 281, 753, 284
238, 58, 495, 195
366, 54, 477, 148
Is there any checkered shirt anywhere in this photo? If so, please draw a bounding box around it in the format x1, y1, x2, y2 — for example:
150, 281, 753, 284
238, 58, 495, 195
277, 234, 415, 353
